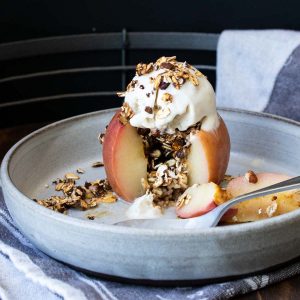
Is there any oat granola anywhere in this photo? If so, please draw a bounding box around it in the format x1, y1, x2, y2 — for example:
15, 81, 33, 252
136, 123, 203, 208
35, 175, 116, 213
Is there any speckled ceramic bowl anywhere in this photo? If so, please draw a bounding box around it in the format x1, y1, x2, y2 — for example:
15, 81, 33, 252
1, 108, 300, 282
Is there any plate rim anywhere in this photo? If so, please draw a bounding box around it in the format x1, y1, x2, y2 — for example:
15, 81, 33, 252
1, 107, 300, 236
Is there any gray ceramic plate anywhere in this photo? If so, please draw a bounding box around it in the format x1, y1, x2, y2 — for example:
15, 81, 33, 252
1, 108, 300, 282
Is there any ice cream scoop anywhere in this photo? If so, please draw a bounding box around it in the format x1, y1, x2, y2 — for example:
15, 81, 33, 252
122, 56, 219, 133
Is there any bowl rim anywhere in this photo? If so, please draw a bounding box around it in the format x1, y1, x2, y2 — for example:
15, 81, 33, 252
1, 107, 300, 237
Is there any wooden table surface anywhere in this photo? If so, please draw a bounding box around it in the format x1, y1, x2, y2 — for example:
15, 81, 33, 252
1, 123, 300, 300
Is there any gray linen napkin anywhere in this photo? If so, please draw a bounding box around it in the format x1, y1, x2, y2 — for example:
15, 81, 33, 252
216, 29, 300, 122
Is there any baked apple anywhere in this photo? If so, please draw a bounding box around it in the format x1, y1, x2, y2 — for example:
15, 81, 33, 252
102, 56, 230, 205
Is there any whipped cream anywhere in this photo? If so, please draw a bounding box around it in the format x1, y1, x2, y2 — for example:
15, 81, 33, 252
124, 58, 219, 133
126, 193, 162, 219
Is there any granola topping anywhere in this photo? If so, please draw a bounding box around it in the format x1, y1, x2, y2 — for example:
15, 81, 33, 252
119, 102, 134, 125
35, 175, 116, 213
117, 56, 219, 133
129, 56, 203, 92
137, 122, 199, 207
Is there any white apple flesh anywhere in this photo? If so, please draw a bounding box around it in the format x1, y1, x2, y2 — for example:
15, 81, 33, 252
187, 117, 230, 185
176, 182, 225, 218
102, 111, 148, 201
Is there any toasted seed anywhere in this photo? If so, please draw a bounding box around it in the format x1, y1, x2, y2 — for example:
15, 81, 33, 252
161, 93, 173, 103
65, 173, 80, 180
160, 62, 175, 70
55, 182, 64, 191
95, 193, 117, 203
150, 149, 161, 158
145, 106, 153, 114
166, 159, 176, 167
117, 92, 126, 97
244, 170, 258, 183
76, 168, 85, 174
159, 81, 170, 90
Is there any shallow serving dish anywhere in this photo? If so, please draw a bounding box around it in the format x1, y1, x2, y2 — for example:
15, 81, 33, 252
1, 108, 300, 282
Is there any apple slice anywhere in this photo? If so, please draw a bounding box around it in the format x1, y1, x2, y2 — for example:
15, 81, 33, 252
227, 173, 291, 197
176, 182, 225, 218
103, 111, 147, 201
223, 172, 300, 223
187, 116, 230, 185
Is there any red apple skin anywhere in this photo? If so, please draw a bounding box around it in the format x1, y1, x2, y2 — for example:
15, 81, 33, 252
220, 208, 238, 222
178, 201, 217, 219
188, 116, 230, 186
103, 111, 147, 201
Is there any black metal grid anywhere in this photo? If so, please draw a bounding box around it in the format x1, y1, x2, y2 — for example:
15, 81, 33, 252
0, 30, 219, 127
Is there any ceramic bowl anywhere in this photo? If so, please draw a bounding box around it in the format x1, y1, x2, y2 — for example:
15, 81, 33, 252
1, 108, 300, 282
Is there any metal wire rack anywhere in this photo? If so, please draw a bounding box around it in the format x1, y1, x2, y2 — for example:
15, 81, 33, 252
0, 30, 219, 127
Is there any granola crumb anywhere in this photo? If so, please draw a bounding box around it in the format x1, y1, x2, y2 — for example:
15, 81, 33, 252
92, 161, 104, 168
76, 168, 85, 174
244, 170, 258, 184
162, 93, 173, 103
145, 106, 153, 114
223, 174, 235, 182
266, 202, 278, 217
98, 133, 105, 144
65, 173, 80, 180
232, 216, 238, 222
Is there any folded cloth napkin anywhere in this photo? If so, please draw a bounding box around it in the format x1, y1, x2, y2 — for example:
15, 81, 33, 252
2, 29, 300, 300
216, 29, 300, 122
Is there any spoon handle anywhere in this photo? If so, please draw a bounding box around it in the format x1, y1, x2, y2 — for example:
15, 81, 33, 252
210, 175, 300, 227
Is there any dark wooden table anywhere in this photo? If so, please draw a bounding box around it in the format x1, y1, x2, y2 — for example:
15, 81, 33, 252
1, 123, 299, 300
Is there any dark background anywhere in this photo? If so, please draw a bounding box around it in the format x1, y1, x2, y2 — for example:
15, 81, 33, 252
1, 0, 300, 128
1, 0, 300, 41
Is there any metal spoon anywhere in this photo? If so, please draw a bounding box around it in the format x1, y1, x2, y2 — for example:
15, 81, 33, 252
114, 176, 300, 229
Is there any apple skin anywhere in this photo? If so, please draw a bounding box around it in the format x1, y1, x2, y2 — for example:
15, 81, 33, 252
223, 173, 300, 223
187, 116, 230, 186
176, 183, 224, 218
102, 111, 148, 201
